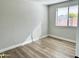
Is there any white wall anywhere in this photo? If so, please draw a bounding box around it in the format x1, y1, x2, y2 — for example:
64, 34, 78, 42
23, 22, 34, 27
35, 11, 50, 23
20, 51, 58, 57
0, 0, 48, 52
76, 0, 79, 56
48, 0, 78, 42
76, 27, 79, 56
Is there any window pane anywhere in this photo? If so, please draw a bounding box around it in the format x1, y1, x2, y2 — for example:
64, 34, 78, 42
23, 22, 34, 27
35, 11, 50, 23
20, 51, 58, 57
56, 7, 68, 26
69, 5, 78, 27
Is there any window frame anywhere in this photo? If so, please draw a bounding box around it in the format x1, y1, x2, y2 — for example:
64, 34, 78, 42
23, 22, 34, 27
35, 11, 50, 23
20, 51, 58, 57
56, 4, 78, 27
56, 6, 68, 26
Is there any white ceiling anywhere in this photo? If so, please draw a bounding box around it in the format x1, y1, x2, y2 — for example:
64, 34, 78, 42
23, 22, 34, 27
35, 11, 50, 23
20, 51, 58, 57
30, 0, 68, 5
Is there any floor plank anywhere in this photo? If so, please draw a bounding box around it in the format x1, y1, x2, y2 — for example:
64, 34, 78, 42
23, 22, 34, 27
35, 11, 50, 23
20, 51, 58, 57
1, 37, 75, 58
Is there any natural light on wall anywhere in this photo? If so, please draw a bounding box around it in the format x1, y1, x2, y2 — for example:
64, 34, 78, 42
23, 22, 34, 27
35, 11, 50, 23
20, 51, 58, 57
56, 5, 78, 27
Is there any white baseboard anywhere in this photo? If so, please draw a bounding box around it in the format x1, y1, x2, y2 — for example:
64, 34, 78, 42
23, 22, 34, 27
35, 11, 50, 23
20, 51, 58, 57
21, 40, 32, 46
0, 34, 76, 53
0, 36, 40, 53
48, 34, 76, 43
0, 40, 32, 53
40, 35, 48, 39
0, 43, 23, 53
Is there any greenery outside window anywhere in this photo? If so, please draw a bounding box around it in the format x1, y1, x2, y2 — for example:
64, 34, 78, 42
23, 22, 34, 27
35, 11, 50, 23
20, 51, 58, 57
56, 5, 78, 27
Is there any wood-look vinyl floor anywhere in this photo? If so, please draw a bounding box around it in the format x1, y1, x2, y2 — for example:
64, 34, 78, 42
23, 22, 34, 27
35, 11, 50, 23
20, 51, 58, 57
1, 37, 75, 58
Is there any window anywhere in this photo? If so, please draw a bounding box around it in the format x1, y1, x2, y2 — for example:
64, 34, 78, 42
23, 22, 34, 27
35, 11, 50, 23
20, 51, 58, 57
56, 5, 78, 27
56, 7, 68, 26
69, 5, 78, 26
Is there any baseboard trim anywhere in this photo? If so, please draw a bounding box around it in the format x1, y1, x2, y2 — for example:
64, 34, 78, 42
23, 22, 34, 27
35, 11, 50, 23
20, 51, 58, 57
0, 36, 41, 53
0, 40, 32, 53
48, 34, 76, 43
0, 34, 76, 53
40, 35, 48, 39
0, 43, 23, 53
21, 40, 32, 46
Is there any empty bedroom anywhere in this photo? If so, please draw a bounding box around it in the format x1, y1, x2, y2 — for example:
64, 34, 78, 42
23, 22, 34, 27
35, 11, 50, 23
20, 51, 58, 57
0, 0, 79, 58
